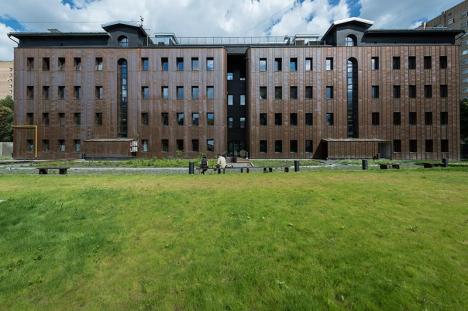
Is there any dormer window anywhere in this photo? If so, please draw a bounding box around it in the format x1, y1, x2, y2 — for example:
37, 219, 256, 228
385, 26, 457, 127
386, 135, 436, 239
118, 36, 129, 47
345, 35, 357, 46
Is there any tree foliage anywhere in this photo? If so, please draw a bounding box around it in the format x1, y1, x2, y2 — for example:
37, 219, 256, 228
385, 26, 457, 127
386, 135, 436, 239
0, 96, 14, 142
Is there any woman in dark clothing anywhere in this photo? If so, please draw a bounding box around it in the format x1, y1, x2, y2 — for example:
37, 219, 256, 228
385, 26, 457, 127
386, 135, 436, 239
200, 155, 208, 174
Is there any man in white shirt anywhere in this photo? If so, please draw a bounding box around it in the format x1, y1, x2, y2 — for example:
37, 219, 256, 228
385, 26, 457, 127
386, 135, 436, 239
217, 154, 227, 169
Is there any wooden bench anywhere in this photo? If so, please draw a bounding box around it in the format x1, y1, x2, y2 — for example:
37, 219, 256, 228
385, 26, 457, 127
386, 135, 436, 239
37, 167, 69, 175
380, 163, 400, 169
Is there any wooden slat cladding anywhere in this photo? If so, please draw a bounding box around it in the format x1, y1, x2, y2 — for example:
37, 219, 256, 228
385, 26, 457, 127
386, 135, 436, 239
247, 45, 460, 160
13, 47, 227, 159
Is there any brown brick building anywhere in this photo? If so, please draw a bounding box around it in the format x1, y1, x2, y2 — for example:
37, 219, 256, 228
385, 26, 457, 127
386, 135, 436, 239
9, 18, 463, 160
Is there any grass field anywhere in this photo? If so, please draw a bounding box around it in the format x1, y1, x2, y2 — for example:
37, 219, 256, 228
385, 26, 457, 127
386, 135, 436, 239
0, 170, 467, 310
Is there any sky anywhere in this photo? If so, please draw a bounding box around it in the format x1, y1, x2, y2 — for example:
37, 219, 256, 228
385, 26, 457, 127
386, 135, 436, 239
0, 0, 462, 60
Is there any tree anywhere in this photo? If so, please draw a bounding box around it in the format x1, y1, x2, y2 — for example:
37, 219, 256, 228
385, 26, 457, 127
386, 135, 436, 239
0, 96, 14, 142
462, 99, 468, 143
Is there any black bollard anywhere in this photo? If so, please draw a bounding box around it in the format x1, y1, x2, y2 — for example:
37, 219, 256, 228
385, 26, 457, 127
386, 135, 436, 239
263, 167, 267, 173
442, 158, 448, 168
189, 161, 195, 174
246, 168, 250, 173
269, 167, 273, 173
284, 167, 289, 173
241, 168, 243, 173
362, 159, 368, 170
294, 160, 300, 172
217, 168, 221, 174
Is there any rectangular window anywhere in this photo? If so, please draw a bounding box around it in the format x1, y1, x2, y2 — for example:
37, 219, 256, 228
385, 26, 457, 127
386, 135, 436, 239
259, 58, 267, 71
161, 57, 169, 71
141, 112, 149, 125
290, 140, 298, 153
26, 113, 34, 125
191, 86, 199, 100
425, 111, 433, 125
305, 140, 313, 153
274, 58, 282, 71
74, 113, 81, 126
74, 86, 80, 99
393, 140, 401, 152
27, 86, 34, 99
371, 57, 379, 70
227, 94, 234, 106
305, 86, 313, 99
440, 56, 448, 69
305, 113, 313, 126
260, 87, 267, 100
326, 113, 334, 126
176, 139, 184, 152
42, 57, 50, 71
409, 139, 417, 153
393, 85, 401, 98
240, 117, 246, 129
176, 86, 184, 100
95, 86, 103, 99
440, 85, 448, 98
228, 116, 234, 128
207, 139, 214, 152
161, 86, 169, 99
141, 57, 149, 71
176, 57, 184, 71
425, 139, 433, 152
260, 140, 267, 153
192, 112, 200, 126
290, 86, 298, 99
162, 139, 169, 152
207, 112, 215, 126
305, 58, 312, 71
326, 86, 334, 99
393, 112, 401, 125
74, 57, 81, 71
161, 112, 169, 126
441, 139, 449, 152
42, 113, 49, 126
95, 112, 102, 126
142, 86, 149, 99
27, 57, 34, 70
42, 139, 49, 152
393, 56, 400, 70
372, 85, 379, 99
191, 57, 199, 71
58, 57, 65, 71
207, 86, 214, 99
42, 86, 49, 100
409, 85, 416, 98
58, 140, 66, 152
95, 57, 103, 71
289, 58, 297, 72
240, 95, 246, 106
290, 113, 297, 126
372, 112, 380, 125
275, 113, 282, 126
58, 86, 65, 100
424, 56, 432, 69
325, 57, 333, 70
440, 112, 448, 125
408, 56, 416, 69
192, 139, 199, 152
409, 112, 417, 125
275, 140, 282, 153
260, 113, 267, 126
58, 113, 65, 127
275, 86, 282, 100
206, 57, 214, 71
424, 85, 432, 98
142, 139, 148, 152
176, 112, 185, 125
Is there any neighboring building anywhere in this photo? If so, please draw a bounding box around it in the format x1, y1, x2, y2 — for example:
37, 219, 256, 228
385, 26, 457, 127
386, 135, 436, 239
9, 19, 462, 160
0, 61, 14, 99
423, 0, 468, 98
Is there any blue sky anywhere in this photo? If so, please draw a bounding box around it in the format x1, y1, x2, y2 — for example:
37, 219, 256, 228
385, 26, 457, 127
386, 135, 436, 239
0, 0, 462, 60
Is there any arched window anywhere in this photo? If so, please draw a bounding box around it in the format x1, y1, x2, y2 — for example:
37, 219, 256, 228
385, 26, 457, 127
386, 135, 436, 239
345, 35, 357, 47
118, 36, 129, 47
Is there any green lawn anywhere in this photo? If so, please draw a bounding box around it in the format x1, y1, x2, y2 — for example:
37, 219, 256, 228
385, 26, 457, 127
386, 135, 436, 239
0, 171, 467, 310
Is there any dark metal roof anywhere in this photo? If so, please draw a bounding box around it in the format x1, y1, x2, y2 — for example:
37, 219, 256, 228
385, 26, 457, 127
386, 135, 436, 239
9, 32, 109, 38
365, 29, 464, 35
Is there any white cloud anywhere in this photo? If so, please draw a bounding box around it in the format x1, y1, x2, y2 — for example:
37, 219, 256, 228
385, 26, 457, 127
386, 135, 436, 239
0, 23, 16, 61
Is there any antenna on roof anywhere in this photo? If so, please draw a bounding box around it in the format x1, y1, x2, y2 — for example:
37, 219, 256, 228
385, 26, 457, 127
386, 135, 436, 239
139, 16, 144, 27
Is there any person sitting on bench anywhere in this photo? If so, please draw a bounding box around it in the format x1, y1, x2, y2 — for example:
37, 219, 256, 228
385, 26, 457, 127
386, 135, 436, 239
216, 154, 227, 170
